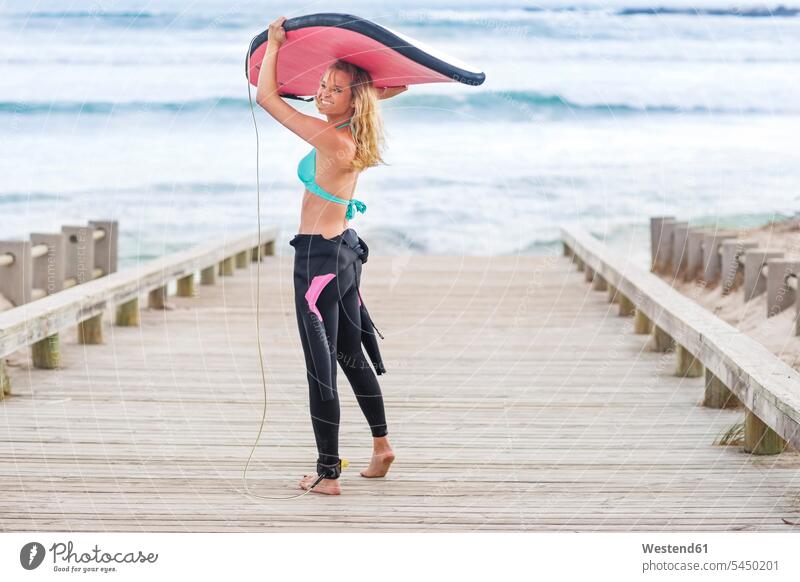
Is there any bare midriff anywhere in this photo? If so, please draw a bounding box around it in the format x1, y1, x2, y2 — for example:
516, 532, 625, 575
297, 153, 359, 239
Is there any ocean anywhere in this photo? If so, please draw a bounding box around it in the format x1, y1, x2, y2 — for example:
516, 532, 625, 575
2, 0, 799, 268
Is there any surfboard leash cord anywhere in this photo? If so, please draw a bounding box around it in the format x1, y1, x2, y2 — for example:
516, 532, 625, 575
242, 34, 323, 499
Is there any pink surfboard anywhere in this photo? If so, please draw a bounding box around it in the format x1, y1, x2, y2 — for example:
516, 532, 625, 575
246, 13, 485, 98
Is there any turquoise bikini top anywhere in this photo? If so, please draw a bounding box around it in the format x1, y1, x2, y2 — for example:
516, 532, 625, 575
297, 120, 366, 220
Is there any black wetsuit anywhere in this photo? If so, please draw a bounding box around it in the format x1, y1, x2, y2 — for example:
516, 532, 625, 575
289, 228, 387, 479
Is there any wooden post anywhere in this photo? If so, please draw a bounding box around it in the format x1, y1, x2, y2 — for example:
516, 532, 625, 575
670, 222, 690, 278
263, 241, 275, 256
742, 249, 783, 302
30, 233, 66, 295
584, 264, 594, 283
0, 240, 33, 307
235, 251, 248, 269
607, 283, 617, 303
562, 242, 570, 257
650, 216, 676, 273
684, 228, 708, 282
659, 221, 678, 274
32, 334, 60, 369
148, 286, 167, 309
618, 294, 635, 316
201, 266, 216, 285
675, 343, 703, 377
77, 313, 103, 344
115, 298, 140, 326
720, 239, 757, 295
700, 230, 738, 284
251, 246, 261, 262
62, 225, 95, 285
592, 274, 607, 292
88, 220, 119, 276
744, 410, 786, 455
703, 369, 740, 409
651, 324, 674, 352
796, 282, 800, 337
765, 259, 800, 317
177, 274, 195, 297
220, 257, 235, 276
633, 309, 651, 334
575, 257, 584, 272
1, 359, 10, 398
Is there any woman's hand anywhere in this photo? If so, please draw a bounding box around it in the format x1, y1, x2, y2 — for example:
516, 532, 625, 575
268, 16, 287, 45
378, 85, 408, 100
256, 17, 287, 106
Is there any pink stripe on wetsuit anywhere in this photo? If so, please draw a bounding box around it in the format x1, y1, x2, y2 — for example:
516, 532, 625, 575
305, 273, 337, 320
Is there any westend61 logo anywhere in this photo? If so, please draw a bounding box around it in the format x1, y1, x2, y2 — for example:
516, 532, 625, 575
20, 541, 158, 573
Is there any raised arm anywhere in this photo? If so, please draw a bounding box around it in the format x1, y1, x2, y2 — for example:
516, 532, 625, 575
255, 17, 341, 151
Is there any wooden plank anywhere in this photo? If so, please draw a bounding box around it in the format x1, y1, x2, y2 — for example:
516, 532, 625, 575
1, 255, 799, 532
562, 227, 800, 450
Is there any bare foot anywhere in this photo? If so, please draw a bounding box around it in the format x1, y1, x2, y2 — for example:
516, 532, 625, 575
360, 450, 395, 478
299, 473, 341, 495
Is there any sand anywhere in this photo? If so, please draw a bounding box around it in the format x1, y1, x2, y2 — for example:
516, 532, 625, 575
660, 216, 800, 373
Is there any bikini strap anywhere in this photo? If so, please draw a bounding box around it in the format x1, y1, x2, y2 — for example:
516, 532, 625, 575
334, 119, 351, 129
346, 198, 367, 220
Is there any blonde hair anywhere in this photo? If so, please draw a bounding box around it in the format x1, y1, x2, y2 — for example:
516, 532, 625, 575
322, 60, 386, 172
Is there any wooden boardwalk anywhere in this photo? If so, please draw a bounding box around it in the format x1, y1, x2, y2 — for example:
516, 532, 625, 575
2, 252, 799, 532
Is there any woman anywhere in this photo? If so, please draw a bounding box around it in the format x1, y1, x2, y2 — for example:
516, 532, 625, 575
256, 16, 406, 495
